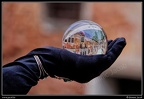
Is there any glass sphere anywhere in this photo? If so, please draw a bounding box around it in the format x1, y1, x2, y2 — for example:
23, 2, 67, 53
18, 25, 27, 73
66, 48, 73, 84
62, 20, 108, 55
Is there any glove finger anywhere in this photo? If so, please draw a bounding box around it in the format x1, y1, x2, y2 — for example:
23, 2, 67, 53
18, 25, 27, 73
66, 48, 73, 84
96, 37, 126, 73
106, 37, 126, 65
107, 38, 120, 51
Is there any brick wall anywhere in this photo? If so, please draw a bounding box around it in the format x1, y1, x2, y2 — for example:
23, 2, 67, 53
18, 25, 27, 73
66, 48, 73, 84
2, 2, 142, 95
2, 2, 85, 95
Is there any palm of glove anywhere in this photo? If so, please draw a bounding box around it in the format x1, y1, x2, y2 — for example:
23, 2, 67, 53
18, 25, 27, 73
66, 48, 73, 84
29, 37, 126, 83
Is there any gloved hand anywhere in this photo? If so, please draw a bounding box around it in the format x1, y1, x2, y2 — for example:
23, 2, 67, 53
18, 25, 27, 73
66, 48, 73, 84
27, 37, 126, 83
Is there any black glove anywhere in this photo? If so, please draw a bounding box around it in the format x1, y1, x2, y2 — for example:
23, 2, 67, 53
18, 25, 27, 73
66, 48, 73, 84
27, 37, 126, 83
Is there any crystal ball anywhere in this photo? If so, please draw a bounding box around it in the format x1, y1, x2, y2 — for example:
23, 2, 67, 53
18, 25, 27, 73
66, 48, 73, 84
62, 20, 108, 55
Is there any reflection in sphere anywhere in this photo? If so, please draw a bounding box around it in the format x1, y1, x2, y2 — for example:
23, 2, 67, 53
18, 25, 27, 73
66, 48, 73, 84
62, 20, 108, 55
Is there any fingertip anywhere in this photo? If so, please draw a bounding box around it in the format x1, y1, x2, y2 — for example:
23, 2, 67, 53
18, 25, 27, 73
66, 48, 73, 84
121, 37, 126, 43
117, 37, 127, 47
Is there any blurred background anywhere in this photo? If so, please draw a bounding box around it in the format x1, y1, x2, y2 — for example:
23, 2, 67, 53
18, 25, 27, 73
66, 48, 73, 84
2, 2, 142, 95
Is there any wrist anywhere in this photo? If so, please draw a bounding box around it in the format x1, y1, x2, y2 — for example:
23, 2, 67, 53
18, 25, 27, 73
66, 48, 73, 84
33, 55, 49, 79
